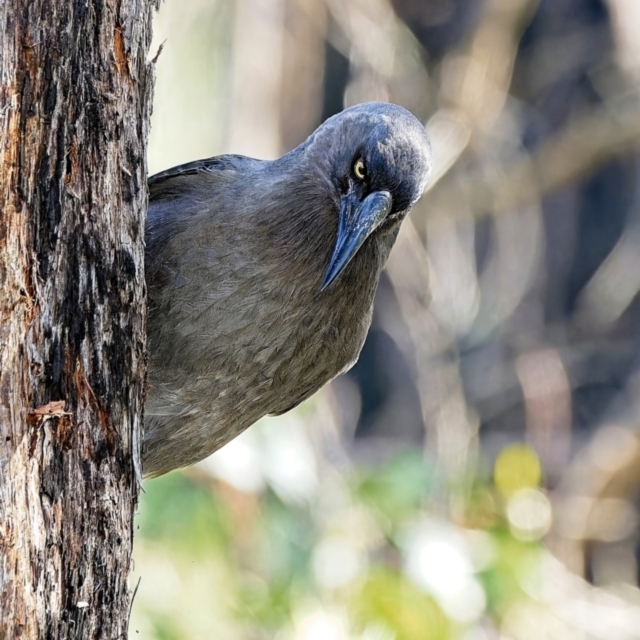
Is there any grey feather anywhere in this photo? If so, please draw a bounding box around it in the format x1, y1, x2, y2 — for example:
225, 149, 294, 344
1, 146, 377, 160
143, 102, 432, 477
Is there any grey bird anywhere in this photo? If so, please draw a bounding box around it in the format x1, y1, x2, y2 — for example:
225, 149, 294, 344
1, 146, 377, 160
144, 102, 432, 477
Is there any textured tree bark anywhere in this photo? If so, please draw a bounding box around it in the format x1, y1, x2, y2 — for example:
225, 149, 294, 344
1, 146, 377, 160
0, 1, 154, 637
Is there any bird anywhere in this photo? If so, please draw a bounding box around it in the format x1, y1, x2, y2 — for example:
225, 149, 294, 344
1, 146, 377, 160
143, 102, 432, 477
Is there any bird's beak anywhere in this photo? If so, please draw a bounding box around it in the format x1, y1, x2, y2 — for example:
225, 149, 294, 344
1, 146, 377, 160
322, 190, 392, 290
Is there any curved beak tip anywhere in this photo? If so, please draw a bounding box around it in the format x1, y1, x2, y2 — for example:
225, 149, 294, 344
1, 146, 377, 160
321, 190, 392, 290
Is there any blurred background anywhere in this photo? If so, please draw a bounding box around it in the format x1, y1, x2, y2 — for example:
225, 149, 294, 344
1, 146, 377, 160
131, 1, 640, 638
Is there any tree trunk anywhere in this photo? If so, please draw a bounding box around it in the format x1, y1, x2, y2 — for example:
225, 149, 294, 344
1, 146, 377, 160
0, 1, 154, 637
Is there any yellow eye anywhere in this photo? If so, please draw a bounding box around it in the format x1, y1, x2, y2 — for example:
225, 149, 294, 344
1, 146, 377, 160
353, 159, 366, 180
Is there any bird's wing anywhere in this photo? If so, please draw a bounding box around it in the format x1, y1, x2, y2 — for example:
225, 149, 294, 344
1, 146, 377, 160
144, 156, 253, 453
148, 154, 257, 200
145, 152, 267, 386
145, 154, 262, 252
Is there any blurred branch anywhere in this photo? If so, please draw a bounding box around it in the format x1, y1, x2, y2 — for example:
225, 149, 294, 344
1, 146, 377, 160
425, 93, 640, 221
548, 423, 640, 582
532, 96, 640, 202
322, 0, 431, 114
386, 221, 480, 506
438, 0, 539, 131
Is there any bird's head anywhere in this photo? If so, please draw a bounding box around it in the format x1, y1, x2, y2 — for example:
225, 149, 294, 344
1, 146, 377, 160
302, 102, 432, 289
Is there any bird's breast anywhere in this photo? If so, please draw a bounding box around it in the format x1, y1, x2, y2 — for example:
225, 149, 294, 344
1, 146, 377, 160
144, 200, 388, 474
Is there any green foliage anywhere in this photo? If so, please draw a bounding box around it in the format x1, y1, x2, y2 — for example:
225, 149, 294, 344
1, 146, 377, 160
137, 473, 233, 553
479, 529, 539, 618
352, 568, 451, 640
353, 452, 433, 528
132, 448, 548, 640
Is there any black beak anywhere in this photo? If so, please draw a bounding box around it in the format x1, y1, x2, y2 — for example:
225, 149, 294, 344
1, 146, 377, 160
322, 190, 392, 290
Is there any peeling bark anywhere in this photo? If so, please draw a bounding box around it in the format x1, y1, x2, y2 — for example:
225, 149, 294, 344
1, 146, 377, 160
0, 1, 154, 637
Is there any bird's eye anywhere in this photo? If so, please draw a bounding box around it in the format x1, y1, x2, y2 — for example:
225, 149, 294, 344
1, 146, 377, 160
353, 159, 366, 180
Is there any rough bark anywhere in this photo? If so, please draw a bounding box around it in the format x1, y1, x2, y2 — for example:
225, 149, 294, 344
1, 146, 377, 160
0, 0, 154, 637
